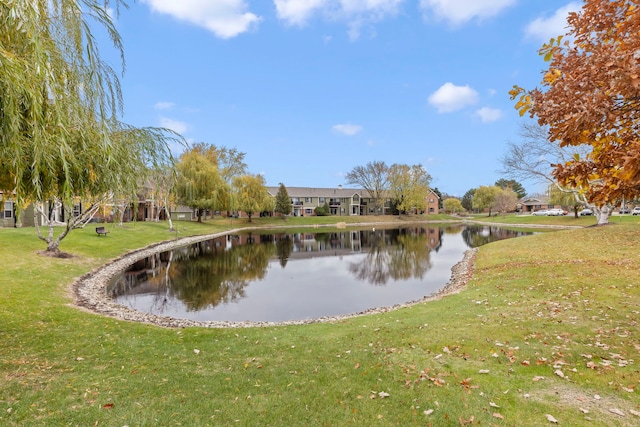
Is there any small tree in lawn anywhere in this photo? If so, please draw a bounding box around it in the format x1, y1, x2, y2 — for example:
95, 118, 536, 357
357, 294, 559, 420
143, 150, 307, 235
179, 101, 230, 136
234, 174, 272, 222
315, 202, 330, 216
175, 150, 226, 222
493, 188, 519, 216
387, 163, 431, 215
274, 183, 291, 218
472, 186, 501, 216
443, 198, 464, 214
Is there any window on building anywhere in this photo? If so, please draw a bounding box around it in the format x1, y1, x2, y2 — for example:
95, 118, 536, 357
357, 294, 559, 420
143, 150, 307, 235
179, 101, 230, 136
305, 197, 311, 203
3, 201, 13, 219
73, 203, 82, 217
429, 198, 434, 203
319, 197, 325, 203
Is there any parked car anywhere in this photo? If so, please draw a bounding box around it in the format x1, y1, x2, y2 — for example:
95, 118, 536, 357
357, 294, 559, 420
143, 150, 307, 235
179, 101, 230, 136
633, 207, 640, 215
579, 208, 593, 216
532, 209, 548, 216
620, 207, 631, 214
546, 208, 566, 216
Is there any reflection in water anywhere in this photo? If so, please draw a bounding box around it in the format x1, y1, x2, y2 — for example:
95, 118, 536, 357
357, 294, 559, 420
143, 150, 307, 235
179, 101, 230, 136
348, 228, 436, 285
108, 225, 530, 322
461, 226, 532, 248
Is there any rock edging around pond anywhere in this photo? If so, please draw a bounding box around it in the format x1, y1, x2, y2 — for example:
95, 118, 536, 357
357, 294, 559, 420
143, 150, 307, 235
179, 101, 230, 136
72, 230, 478, 329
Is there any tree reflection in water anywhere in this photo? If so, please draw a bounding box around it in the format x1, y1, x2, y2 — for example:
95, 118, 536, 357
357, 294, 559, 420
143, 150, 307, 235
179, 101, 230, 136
107, 225, 531, 322
348, 227, 438, 285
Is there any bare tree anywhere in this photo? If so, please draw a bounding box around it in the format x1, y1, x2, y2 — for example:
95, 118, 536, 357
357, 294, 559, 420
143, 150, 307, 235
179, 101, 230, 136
500, 122, 614, 224
494, 188, 519, 216
345, 161, 389, 215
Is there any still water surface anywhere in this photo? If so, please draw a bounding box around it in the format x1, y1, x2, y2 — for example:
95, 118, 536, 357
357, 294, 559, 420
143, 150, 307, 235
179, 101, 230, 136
108, 225, 531, 322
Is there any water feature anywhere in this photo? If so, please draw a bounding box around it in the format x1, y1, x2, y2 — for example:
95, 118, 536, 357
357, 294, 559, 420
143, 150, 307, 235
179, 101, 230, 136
107, 224, 531, 322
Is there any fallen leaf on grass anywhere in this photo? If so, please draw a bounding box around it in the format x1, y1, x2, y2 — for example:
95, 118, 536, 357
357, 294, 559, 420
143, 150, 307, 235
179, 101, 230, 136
103, 403, 114, 409
489, 402, 500, 408
630, 409, 640, 417
378, 391, 390, 398
423, 409, 434, 415
545, 414, 558, 423
492, 413, 504, 419
609, 408, 625, 416
478, 369, 490, 374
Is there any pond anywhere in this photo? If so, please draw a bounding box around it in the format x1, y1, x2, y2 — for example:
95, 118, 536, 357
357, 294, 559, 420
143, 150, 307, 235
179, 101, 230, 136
107, 225, 532, 323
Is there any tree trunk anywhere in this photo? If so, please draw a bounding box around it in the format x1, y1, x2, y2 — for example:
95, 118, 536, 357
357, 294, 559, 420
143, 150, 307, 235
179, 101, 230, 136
594, 205, 612, 225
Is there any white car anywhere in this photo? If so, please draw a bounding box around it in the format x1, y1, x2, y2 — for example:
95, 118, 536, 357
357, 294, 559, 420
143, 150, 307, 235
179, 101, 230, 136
579, 208, 593, 216
633, 207, 640, 215
532, 210, 548, 216
546, 208, 565, 216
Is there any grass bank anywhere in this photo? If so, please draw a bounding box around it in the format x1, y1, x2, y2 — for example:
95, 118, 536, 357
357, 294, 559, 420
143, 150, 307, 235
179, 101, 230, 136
1, 218, 639, 426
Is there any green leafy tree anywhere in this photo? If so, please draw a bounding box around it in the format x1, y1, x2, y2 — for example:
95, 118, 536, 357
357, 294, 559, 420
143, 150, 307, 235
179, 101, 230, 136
315, 202, 331, 216
472, 186, 501, 216
387, 164, 432, 215
461, 188, 476, 212
175, 150, 226, 222
495, 179, 526, 199
345, 161, 389, 215
274, 183, 291, 217
190, 143, 247, 214
233, 174, 273, 222
443, 198, 464, 214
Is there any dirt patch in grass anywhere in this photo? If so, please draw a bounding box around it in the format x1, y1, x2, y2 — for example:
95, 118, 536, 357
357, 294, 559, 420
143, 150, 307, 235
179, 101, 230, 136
526, 383, 640, 424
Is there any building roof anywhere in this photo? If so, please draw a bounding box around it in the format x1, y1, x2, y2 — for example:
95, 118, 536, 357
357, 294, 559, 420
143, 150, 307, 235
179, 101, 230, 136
266, 186, 370, 198
266, 186, 441, 200
519, 194, 550, 205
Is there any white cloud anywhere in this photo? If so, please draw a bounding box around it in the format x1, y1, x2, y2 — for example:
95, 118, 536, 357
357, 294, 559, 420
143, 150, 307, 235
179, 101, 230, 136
274, 0, 402, 39
428, 82, 478, 113
332, 123, 363, 135
420, 0, 516, 26
142, 0, 261, 39
154, 101, 175, 110
159, 117, 188, 134
476, 106, 502, 123
274, 0, 326, 26
524, 2, 581, 43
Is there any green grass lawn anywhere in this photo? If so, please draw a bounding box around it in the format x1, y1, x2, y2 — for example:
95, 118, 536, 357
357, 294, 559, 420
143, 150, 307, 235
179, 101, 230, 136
1, 217, 639, 426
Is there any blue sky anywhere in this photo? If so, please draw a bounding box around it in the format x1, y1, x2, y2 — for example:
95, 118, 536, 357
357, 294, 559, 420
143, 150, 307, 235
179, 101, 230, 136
102, 0, 582, 197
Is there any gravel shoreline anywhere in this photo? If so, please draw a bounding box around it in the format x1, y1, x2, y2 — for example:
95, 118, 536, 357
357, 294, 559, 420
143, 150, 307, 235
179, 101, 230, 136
71, 230, 478, 329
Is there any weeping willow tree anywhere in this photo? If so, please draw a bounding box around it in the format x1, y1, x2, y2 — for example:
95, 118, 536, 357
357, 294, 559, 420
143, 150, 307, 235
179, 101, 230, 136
175, 150, 228, 222
0, 1, 181, 255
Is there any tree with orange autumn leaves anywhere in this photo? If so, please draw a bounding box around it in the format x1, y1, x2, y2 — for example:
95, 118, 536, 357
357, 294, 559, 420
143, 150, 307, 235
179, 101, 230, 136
511, 0, 640, 224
